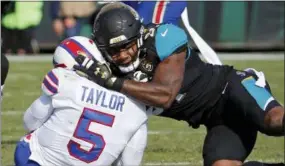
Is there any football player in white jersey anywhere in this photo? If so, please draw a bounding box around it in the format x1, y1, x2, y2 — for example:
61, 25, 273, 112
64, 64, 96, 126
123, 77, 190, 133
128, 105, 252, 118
14, 36, 149, 166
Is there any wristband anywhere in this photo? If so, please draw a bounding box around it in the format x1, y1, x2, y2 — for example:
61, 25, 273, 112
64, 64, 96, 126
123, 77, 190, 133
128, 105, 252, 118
106, 77, 125, 92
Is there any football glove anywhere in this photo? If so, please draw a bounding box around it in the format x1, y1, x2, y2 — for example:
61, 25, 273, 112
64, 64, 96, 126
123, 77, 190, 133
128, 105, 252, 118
73, 52, 124, 92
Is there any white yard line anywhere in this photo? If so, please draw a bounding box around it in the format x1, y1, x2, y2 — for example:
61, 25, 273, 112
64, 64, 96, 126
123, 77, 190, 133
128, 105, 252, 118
143, 162, 201, 166
7, 55, 52, 62
1, 111, 24, 115
143, 159, 283, 166
147, 130, 205, 135
3, 91, 40, 98
7, 73, 39, 81
1, 128, 204, 136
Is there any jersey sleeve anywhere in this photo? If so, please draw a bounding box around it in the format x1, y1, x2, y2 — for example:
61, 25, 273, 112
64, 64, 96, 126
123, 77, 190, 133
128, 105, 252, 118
41, 68, 60, 96
23, 94, 54, 132
155, 24, 188, 61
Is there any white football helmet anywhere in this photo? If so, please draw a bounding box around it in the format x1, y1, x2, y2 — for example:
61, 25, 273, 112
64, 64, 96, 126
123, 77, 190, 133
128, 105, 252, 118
53, 36, 106, 70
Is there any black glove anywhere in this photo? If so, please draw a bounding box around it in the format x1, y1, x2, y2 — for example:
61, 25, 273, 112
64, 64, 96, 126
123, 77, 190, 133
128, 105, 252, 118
73, 53, 125, 92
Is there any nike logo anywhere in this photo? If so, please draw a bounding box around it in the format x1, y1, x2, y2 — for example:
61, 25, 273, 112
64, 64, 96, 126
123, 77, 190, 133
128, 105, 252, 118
161, 29, 168, 37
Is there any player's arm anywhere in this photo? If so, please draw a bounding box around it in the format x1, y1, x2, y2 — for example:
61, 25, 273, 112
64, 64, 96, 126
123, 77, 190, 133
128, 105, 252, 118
23, 94, 54, 132
122, 49, 186, 109
23, 69, 60, 132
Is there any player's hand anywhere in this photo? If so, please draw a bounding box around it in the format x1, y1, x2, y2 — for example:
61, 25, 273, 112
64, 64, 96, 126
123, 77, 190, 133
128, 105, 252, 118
73, 53, 124, 92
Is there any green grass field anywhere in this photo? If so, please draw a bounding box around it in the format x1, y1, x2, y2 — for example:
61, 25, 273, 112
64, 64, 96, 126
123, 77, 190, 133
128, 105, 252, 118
1, 59, 284, 165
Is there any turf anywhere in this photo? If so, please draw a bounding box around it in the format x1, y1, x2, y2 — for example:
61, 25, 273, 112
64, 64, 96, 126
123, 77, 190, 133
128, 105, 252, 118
1, 59, 284, 165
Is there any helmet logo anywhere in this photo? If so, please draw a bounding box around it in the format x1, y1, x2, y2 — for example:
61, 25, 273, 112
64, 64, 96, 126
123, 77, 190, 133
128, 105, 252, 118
110, 35, 127, 44
77, 51, 87, 57
95, 67, 101, 75
141, 60, 153, 72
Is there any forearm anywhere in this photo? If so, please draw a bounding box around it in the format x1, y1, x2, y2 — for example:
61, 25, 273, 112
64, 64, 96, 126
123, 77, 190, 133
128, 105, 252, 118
23, 94, 54, 132
121, 80, 172, 108
24, 108, 44, 132
121, 52, 186, 109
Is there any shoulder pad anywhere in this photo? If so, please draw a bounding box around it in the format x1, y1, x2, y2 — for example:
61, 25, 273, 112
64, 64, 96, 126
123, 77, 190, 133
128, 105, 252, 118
155, 24, 188, 61
41, 68, 60, 96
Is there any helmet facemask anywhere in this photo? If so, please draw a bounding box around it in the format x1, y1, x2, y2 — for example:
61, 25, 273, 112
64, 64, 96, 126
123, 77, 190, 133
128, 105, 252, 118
102, 31, 143, 74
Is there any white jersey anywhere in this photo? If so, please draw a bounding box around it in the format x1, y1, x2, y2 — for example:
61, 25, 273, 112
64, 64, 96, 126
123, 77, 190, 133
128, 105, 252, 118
27, 68, 148, 166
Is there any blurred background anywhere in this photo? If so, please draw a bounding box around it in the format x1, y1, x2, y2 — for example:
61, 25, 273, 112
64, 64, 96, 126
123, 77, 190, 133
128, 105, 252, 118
1, 1, 284, 55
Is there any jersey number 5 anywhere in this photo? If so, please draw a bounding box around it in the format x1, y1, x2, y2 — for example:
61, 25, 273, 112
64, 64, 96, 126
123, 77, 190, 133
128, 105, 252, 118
67, 107, 115, 163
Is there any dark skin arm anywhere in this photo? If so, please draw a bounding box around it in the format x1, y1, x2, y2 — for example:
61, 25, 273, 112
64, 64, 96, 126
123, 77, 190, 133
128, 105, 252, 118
121, 50, 186, 109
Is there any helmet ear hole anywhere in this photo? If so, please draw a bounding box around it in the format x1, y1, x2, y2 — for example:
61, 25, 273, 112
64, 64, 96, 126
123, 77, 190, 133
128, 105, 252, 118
54, 64, 67, 68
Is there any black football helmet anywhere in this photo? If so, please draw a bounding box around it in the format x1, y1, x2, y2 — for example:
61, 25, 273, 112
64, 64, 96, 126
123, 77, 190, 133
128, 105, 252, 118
92, 2, 144, 74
